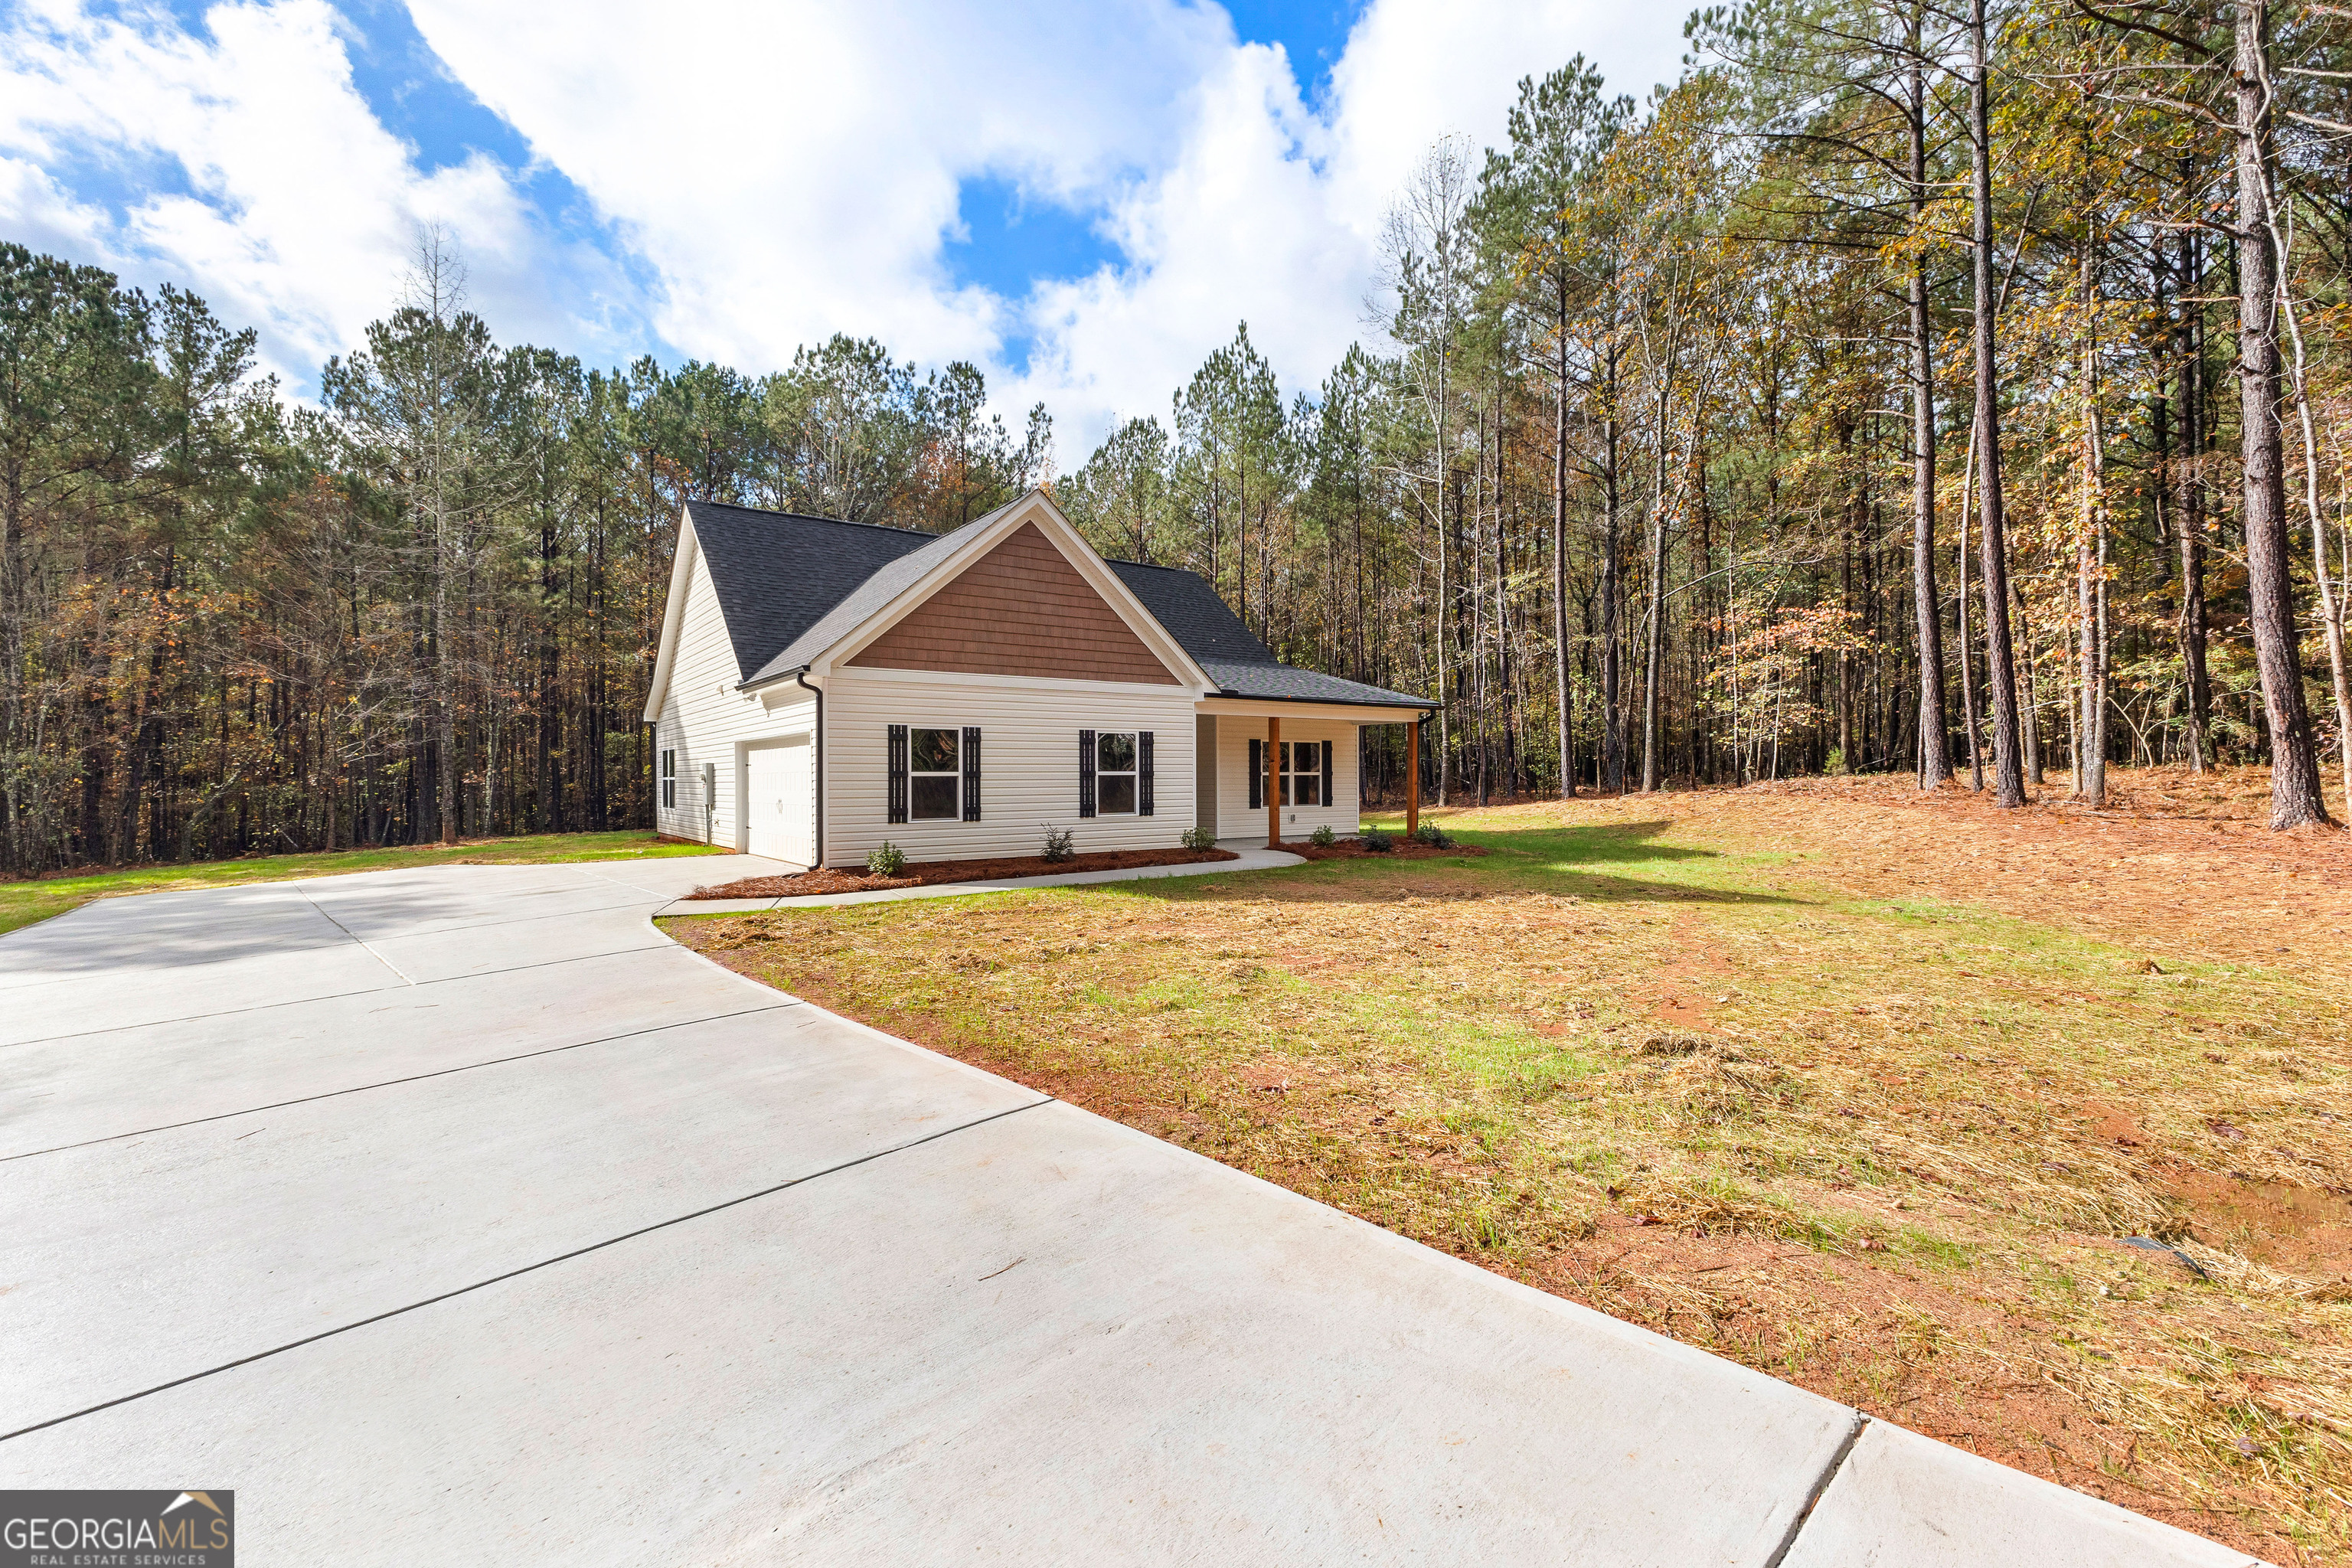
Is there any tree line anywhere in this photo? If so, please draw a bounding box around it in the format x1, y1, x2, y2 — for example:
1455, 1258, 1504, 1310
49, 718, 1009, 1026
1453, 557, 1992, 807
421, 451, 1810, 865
0, 234, 1050, 872
1052, 0, 2352, 830
5, 0, 2350, 873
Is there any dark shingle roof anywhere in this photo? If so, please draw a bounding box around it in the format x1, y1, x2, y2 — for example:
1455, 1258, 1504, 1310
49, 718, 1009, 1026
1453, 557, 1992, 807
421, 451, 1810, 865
741, 497, 1019, 686
1105, 559, 1430, 709
1195, 659, 1432, 707
687, 498, 1432, 710
687, 501, 937, 682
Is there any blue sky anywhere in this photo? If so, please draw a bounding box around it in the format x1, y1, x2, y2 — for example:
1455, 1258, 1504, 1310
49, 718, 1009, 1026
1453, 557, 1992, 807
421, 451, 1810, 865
0, 0, 1687, 446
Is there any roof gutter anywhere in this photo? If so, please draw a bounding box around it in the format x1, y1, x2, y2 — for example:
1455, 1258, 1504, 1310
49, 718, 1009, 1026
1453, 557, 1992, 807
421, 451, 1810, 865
794, 668, 825, 868
1213, 691, 1438, 712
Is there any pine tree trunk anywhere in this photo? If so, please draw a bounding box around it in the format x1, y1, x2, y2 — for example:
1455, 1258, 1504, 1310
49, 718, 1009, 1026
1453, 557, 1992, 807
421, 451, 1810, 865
1553, 292, 1575, 798
1601, 343, 1624, 793
1970, 0, 2027, 808
1909, 36, 1949, 789
2232, 1, 2332, 828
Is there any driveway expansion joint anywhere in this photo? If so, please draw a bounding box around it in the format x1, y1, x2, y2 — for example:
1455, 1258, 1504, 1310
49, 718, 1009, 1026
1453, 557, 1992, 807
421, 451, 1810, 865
0, 1000, 803, 1164
1762, 1410, 1867, 1567
0, 1094, 1054, 1445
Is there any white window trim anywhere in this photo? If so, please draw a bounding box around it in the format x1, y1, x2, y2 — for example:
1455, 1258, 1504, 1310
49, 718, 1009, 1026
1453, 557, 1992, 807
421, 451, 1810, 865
909, 725, 963, 822
660, 747, 677, 810
1279, 740, 1321, 808
1096, 729, 1140, 817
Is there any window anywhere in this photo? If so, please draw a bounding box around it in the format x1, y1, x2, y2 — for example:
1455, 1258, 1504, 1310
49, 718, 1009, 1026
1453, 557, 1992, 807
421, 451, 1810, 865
660, 747, 677, 810
1096, 732, 1138, 815
910, 727, 960, 820
1281, 741, 1321, 806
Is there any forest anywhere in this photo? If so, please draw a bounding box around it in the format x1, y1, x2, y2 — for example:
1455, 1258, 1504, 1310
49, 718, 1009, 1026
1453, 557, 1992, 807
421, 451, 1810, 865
5, 0, 2351, 874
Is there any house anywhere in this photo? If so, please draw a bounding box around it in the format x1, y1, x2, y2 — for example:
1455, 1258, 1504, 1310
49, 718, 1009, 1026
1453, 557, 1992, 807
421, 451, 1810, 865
642, 488, 1432, 867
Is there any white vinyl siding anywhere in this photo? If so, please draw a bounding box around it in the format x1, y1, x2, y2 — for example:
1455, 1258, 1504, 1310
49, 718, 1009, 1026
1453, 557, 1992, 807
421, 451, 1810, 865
827, 671, 1195, 864
1210, 714, 1360, 841
651, 541, 818, 858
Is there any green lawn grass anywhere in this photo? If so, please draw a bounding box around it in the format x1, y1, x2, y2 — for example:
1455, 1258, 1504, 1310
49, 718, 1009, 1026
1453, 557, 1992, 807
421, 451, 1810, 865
0, 831, 722, 936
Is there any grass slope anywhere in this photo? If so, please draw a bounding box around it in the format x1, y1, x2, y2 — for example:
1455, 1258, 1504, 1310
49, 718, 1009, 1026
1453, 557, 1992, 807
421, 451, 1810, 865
670, 769, 2351, 1563
1, 831, 721, 936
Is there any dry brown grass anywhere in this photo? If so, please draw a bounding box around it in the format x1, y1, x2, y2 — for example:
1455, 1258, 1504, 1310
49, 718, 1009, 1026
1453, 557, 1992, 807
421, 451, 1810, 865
668, 766, 2352, 1563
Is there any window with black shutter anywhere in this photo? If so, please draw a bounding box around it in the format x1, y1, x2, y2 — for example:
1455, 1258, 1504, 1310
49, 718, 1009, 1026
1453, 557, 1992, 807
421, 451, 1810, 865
887, 725, 909, 825
1138, 730, 1154, 816
1095, 733, 1138, 814
1321, 739, 1333, 809
910, 728, 960, 820
1247, 737, 1262, 809
1078, 729, 1096, 817
962, 727, 982, 821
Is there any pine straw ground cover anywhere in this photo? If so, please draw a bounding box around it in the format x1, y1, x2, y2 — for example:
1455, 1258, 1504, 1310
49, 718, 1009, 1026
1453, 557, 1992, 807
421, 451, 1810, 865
666, 766, 2351, 1563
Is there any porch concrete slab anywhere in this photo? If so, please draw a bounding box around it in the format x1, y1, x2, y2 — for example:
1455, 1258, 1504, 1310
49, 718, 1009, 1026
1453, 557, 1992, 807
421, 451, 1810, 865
0, 942, 407, 1047
1781, 1419, 2263, 1567
1, 1102, 1858, 1564
0, 945, 793, 1159
2, 1010, 1044, 1435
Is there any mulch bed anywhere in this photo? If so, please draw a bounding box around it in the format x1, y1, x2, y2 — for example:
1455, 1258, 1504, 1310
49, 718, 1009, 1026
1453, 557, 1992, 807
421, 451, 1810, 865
1279, 835, 1488, 861
686, 845, 1238, 900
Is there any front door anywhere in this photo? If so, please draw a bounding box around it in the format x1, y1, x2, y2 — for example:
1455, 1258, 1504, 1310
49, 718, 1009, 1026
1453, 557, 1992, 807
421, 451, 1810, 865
744, 738, 814, 865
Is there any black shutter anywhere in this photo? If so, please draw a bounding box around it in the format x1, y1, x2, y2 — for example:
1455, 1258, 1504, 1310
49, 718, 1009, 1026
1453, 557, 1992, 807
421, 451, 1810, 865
1138, 730, 1155, 816
962, 727, 982, 821
1078, 729, 1096, 818
1321, 737, 1333, 810
1247, 738, 1262, 808
887, 724, 908, 825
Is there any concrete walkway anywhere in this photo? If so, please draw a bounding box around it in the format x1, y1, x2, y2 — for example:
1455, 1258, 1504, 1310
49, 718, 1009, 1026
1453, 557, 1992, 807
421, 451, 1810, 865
659, 838, 1304, 915
0, 858, 2258, 1565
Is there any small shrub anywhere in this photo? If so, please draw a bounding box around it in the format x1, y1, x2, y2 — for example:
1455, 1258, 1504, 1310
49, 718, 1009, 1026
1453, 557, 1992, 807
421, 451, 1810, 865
867, 841, 906, 877
1411, 822, 1455, 849
1358, 827, 1393, 852
1308, 823, 1336, 847
1040, 824, 1076, 863
1180, 825, 1217, 851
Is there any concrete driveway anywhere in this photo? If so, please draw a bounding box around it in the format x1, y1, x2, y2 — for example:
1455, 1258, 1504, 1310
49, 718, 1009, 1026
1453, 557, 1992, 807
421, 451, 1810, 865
0, 858, 2256, 1564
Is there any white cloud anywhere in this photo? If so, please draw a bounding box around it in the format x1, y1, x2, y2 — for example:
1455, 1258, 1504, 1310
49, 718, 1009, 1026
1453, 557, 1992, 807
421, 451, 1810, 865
0, 0, 1688, 441
0, 0, 580, 384
1008, 0, 1691, 445
403, 0, 1235, 375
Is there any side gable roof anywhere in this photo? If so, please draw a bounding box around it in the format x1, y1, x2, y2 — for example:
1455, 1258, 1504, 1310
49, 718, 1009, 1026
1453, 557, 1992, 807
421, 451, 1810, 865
1107, 560, 1431, 709
688, 501, 939, 682
662, 492, 1432, 713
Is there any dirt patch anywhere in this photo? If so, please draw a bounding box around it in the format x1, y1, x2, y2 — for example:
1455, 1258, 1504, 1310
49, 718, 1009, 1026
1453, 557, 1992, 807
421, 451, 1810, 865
2164, 1165, 2352, 1282
1279, 835, 1490, 861
688, 845, 1237, 900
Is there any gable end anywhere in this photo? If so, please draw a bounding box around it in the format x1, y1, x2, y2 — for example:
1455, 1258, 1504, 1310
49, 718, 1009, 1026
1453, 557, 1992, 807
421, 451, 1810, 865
847, 521, 1181, 685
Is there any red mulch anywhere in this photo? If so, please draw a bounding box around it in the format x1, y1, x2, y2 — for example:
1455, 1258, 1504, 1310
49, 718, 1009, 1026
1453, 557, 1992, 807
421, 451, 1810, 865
687, 845, 1239, 900
1279, 835, 1488, 861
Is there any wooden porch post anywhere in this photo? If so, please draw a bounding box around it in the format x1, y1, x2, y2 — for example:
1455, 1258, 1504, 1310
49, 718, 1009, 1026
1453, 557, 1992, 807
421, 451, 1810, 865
1266, 716, 1281, 848
1407, 717, 1421, 837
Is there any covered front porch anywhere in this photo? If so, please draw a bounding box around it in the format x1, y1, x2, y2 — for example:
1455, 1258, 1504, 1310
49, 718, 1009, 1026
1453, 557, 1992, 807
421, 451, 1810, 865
1192, 699, 1432, 848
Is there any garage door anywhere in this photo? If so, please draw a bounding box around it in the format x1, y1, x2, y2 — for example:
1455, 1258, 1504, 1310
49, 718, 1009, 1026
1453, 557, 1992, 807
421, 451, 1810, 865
745, 738, 814, 866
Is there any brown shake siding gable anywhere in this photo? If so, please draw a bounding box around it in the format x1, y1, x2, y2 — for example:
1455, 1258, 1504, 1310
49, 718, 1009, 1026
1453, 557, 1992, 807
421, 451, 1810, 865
846, 521, 1181, 684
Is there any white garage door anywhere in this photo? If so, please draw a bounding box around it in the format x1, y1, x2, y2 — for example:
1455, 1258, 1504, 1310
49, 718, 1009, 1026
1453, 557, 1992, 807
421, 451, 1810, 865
744, 738, 814, 866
